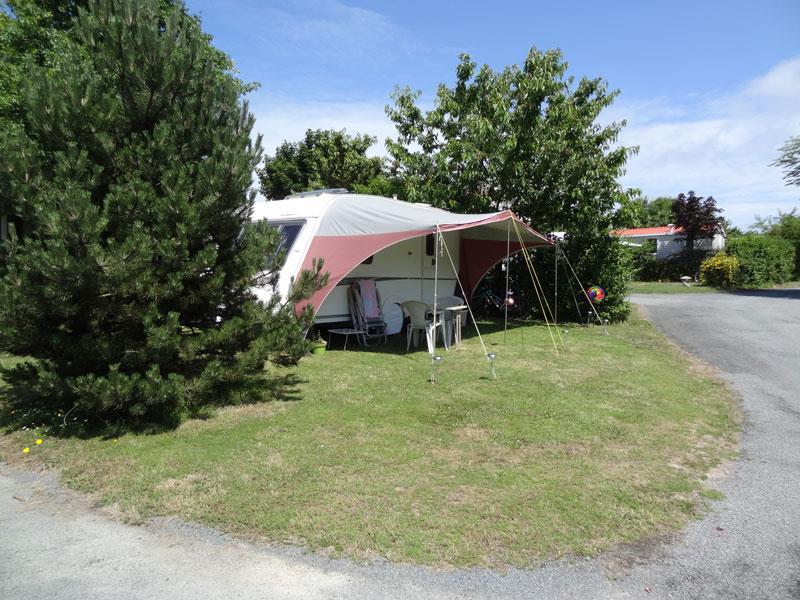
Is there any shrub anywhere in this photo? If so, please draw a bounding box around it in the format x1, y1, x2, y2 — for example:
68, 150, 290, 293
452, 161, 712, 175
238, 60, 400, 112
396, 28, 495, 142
761, 210, 800, 277
726, 234, 794, 288
636, 252, 710, 282
700, 254, 739, 287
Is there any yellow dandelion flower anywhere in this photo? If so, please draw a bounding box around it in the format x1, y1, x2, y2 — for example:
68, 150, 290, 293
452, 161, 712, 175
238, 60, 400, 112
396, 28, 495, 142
35, 439, 43, 445
22, 447, 30, 454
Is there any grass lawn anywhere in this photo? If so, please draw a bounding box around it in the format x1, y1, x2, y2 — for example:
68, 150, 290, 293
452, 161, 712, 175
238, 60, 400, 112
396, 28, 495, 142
0, 310, 739, 568
629, 280, 800, 294
628, 281, 720, 294
773, 279, 800, 289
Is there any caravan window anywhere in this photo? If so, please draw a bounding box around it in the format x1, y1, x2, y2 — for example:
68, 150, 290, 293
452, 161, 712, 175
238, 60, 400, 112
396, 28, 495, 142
425, 234, 435, 256
269, 221, 304, 266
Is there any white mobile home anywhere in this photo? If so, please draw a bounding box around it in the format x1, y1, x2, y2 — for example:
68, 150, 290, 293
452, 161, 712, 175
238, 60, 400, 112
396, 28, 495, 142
613, 225, 726, 260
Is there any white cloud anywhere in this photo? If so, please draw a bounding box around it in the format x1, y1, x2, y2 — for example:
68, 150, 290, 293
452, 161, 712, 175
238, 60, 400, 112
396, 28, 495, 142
248, 96, 399, 200
254, 0, 418, 64
614, 57, 800, 228
251, 96, 397, 158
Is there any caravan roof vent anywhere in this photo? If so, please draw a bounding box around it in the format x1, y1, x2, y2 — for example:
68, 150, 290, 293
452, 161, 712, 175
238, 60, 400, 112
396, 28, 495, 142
285, 188, 349, 199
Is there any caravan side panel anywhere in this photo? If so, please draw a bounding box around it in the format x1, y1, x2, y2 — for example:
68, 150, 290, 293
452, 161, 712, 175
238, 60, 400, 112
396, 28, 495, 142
313, 232, 461, 324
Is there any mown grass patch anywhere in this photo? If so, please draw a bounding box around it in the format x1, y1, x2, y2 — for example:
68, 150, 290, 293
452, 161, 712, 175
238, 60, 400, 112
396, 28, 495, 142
629, 281, 721, 294
0, 310, 739, 567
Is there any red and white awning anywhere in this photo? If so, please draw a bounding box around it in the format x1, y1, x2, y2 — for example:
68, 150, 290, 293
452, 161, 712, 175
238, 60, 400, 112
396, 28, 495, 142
254, 193, 552, 315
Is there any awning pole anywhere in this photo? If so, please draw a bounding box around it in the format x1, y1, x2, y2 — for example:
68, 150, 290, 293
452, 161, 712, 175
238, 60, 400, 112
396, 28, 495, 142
554, 238, 558, 326
436, 232, 493, 369
504, 218, 510, 345
431, 225, 440, 382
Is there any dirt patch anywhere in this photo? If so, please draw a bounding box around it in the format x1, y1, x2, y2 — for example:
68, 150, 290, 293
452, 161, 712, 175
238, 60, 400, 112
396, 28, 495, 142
156, 473, 209, 492
599, 532, 677, 578
445, 484, 487, 506
455, 426, 490, 442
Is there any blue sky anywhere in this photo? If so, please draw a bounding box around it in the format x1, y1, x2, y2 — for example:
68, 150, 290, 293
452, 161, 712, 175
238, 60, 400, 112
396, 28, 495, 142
187, 0, 800, 227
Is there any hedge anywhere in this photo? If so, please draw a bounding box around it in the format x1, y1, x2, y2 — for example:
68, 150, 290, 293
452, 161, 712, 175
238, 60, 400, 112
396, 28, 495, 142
725, 234, 794, 288
635, 252, 710, 282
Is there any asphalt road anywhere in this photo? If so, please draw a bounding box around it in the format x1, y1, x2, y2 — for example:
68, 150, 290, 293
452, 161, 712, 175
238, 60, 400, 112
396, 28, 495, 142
2, 290, 799, 599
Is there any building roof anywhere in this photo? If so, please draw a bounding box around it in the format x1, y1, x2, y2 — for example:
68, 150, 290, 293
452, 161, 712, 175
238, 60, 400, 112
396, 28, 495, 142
612, 226, 683, 237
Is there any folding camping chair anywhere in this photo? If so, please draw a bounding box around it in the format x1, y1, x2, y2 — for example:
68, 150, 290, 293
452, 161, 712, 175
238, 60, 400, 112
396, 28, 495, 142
348, 279, 387, 344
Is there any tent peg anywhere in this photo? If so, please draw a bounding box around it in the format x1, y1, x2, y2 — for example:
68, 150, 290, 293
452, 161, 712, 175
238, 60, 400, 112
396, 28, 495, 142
486, 352, 497, 380
430, 354, 443, 384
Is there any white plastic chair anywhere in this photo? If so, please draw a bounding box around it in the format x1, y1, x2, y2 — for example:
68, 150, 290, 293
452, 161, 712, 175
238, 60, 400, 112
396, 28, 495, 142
401, 301, 446, 353
437, 295, 467, 346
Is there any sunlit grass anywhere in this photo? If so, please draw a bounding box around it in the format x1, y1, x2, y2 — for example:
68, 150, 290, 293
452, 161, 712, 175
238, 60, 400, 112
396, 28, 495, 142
629, 281, 720, 294
0, 310, 739, 567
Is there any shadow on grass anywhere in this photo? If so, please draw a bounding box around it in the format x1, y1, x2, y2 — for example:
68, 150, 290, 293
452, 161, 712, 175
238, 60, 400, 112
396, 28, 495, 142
261, 371, 306, 403
730, 288, 800, 300
324, 317, 565, 357
1, 369, 308, 440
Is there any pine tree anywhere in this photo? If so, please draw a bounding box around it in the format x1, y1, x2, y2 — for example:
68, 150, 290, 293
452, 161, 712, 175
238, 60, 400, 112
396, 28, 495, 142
0, 0, 324, 432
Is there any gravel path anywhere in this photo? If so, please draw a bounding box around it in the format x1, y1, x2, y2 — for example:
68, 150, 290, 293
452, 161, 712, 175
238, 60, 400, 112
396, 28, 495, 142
2, 290, 799, 599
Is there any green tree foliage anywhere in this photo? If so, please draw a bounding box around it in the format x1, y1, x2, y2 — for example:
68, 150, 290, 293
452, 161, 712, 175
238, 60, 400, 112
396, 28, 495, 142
0, 0, 324, 433
753, 209, 800, 276
671, 191, 724, 259
385, 49, 637, 321
1, 0, 83, 245
627, 196, 675, 227
722, 218, 744, 238
0, 1, 83, 130
258, 129, 389, 199
773, 135, 800, 188
725, 235, 794, 288
1, 0, 249, 129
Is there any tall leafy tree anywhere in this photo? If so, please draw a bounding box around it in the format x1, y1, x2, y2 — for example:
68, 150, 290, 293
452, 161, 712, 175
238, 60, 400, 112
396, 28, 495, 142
386, 49, 638, 321
671, 191, 724, 259
627, 196, 676, 227
770, 135, 800, 275
773, 135, 800, 188
259, 129, 388, 199
0, 0, 323, 432
0, 0, 83, 130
